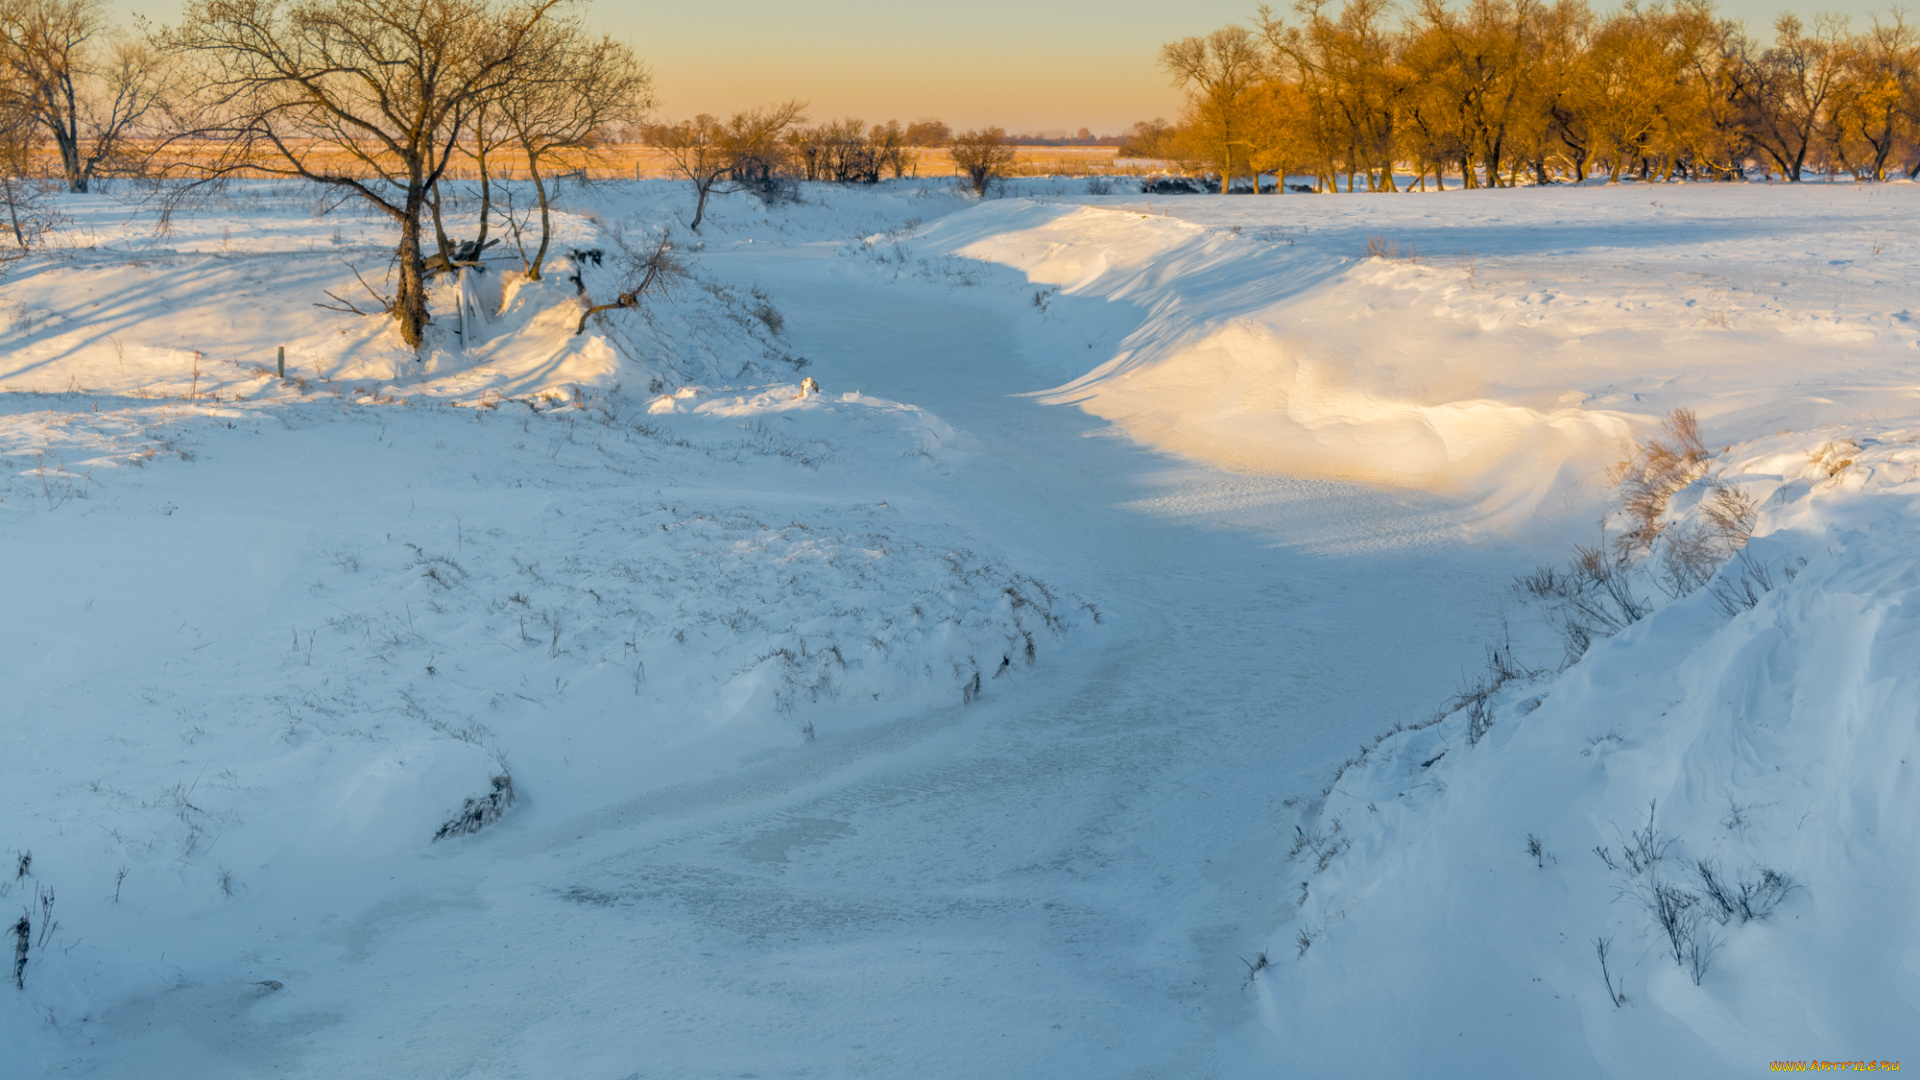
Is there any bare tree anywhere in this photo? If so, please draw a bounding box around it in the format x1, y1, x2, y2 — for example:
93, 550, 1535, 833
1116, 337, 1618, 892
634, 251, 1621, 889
1823, 17, 1909, 180
1162, 23, 1266, 192
574, 230, 676, 334
161, 0, 566, 350
870, 119, 909, 178
948, 126, 1015, 195
495, 22, 648, 279
646, 113, 725, 229
0, 107, 64, 249
1119, 117, 1179, 158
0, 0, 165, 192
1739, 13, 1849, 180
788, 117, 896, 182
445, 98, 515, 265
646, 100, 804, 231
902, 118, 948, 146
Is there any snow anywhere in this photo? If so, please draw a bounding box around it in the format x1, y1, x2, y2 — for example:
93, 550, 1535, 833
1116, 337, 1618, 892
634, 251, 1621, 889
4, 176, 1917, 1076
1252, 416, 1920, 1070
901, 186, 1920, 537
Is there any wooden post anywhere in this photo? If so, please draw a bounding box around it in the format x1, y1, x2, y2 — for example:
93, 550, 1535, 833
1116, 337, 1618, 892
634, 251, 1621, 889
277, 345, 285, 378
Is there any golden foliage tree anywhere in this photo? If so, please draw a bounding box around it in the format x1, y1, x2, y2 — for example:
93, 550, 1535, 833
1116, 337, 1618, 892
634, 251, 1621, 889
1158, 0, 1920, 190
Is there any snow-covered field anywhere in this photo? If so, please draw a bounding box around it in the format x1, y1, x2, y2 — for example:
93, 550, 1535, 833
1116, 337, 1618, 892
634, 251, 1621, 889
3, 176, 1916, 1076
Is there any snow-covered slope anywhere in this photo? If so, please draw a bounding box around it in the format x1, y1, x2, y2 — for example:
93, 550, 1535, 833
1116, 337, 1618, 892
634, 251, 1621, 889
909, 187, 1920, 538
0, 179, 970, 403
0, 182, 1111, 1070
1256, 425, 1920, 1073
859, 183, 1920, 1071
5, 176, 1917, 1076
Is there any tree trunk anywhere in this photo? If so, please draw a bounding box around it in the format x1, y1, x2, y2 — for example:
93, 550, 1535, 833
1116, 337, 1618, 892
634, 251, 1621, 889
49, 79, 88, 193
428, 185, 455, 269
527, 155, 551, 281
474, 147, 493, 251
690, 175, 714, 231
396, 208, 429, 350
3, 178, 24, 245
53, 130, 85, 193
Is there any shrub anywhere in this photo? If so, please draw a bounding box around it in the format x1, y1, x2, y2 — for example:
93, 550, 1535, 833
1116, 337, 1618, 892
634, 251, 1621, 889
1613, 408, 1712, 556
1140, 176, 1207, 194
1709, 551, 1776, 615
1517, 543, 1650, 663
948, 128, 1016, 196
433, 773, 516, 841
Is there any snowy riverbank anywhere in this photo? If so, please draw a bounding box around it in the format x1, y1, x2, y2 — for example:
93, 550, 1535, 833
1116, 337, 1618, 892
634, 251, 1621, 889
4, 178, 1915, 1076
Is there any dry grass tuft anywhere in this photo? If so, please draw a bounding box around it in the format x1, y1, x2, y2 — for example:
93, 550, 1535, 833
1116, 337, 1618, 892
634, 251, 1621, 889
1612, 408, 1712, 557
1364, 235, 1416, 262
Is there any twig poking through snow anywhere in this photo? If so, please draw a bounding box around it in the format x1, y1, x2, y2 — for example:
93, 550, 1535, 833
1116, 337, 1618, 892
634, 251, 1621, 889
1594, 936, 1624, 1007
10, 911, 26, 989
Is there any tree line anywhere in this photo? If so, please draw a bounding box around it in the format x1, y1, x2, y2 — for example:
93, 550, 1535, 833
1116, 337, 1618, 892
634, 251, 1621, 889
1150, 0, 1920, 192
0, 0, 651, 349
0, 0, 1026, 350
643, 108, 1016, 228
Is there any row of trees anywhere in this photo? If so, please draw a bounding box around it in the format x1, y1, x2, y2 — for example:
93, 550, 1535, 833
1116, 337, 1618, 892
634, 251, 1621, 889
645, 106, 1017, 228
0, 0, 1034, 351
0, 0, 1018, 346
1158, 0, 1920, 192
0, 0, 650, 349
162, 0, 651, 346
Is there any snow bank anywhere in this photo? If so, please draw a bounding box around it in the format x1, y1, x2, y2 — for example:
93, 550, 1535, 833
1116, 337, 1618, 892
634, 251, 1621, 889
902, 187, 1920, 535
0, 187, 1098, 1046
0, 382, 1097, 1042
0, 179, 937, 405
1255, 424, 1920, 1072
830, 183, 1920, 1067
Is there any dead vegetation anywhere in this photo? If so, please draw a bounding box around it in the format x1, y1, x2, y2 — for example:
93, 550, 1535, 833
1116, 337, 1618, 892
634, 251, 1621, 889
1598, 802, 1801, 988
1363, 235, 1415, 261
432, 773, 516, 841
1611, 408, 1714, 557
1520, 408, 1769, 664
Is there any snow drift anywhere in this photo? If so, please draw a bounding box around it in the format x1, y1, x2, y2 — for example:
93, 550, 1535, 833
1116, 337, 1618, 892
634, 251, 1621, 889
867, 185, 1920, 1069
1259, 424, 1920, 1072
910, 190, 1920, 536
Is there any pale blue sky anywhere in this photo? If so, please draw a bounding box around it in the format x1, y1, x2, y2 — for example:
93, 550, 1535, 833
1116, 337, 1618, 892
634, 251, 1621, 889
113, 0, 1900, 132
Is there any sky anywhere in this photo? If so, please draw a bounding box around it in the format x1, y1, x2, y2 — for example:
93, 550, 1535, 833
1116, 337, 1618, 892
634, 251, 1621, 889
114, 0, 1902, 134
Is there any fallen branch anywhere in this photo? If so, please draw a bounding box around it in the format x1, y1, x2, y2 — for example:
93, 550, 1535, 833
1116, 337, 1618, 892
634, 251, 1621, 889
575, 235, 677, 335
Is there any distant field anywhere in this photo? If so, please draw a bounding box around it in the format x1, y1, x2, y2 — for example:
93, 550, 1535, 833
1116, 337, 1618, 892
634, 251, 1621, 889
53, 143, 1170, 183
454, 144, 1166, 182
